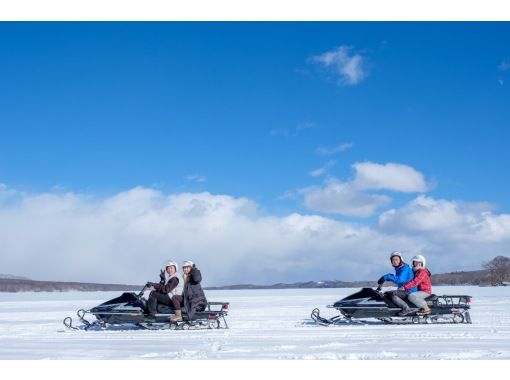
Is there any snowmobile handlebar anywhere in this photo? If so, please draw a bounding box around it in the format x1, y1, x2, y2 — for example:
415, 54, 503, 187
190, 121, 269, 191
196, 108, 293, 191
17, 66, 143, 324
137, 284, 150, 297
137, 269, 165, 297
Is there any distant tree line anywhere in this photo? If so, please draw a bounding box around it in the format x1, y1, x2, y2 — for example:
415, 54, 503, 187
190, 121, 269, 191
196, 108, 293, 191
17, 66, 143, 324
430, 270, 489, 285
482, 256, 510, 285
0, 279, 141, 293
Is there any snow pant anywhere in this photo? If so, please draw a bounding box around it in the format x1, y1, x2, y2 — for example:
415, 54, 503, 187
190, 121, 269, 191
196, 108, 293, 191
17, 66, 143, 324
408, 291, 430, 309
147, 292, 183, 315
384, 290, 410, 310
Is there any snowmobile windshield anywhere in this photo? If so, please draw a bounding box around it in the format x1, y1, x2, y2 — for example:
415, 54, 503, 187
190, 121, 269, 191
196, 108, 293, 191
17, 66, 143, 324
97, 292, 139, 306
341, 288, 382, 301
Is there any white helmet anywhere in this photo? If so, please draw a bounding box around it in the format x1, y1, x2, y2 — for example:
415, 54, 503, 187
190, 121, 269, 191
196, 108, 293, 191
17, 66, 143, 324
165, 261, 178, 271
390, 251, 404, 261
411, 255, 426, 269
182, 260, 194, 268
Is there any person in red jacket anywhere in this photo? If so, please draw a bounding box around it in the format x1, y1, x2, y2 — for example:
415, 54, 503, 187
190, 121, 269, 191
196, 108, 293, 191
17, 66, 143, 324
402, 255, 432, 315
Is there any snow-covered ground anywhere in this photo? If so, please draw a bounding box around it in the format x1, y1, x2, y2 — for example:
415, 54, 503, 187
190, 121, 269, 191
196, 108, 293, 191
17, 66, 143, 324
0, 286, 509, 359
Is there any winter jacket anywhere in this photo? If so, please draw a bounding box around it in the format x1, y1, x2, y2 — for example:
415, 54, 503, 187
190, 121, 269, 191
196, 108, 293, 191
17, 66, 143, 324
382, 263, 418, 293
153, 273, 184, 297
183, 267, 207, 319
403, 268, 432, 294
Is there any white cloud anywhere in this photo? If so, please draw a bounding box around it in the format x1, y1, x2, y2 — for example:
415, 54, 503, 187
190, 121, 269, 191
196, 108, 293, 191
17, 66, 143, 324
376, 195, 510, 273
0, 186, 400, 285
299, 161, 429, 217
377, 195, 510, 242
309, 160, 336, 177
0, 183, 23, 205
300, 179, 391, 217
1, 185, 509, 287
185, 174, 207, 183
353, 162, 429, 193
0, 185, 424, 285
310, 46, 368, 86
316, 143, 353, 156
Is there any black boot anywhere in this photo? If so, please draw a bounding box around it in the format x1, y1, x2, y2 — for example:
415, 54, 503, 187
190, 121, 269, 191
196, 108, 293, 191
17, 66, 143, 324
147, 295, 158, 317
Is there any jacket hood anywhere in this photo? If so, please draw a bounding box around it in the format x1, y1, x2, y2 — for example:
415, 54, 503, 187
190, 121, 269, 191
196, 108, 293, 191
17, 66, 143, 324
416, 268, 431, 277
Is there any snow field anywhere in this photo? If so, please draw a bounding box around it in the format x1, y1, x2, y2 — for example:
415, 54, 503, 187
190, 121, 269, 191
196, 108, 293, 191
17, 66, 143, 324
0, 286, 509, 359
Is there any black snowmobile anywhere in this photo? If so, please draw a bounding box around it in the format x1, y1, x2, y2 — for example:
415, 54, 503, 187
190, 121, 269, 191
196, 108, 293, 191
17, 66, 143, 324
311, 286, 472, 325
63, 284, 230, 331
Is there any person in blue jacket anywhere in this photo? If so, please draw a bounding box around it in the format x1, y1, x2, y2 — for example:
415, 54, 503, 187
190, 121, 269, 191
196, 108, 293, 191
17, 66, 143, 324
377, 251, 418, 315
378, 251, 416, 289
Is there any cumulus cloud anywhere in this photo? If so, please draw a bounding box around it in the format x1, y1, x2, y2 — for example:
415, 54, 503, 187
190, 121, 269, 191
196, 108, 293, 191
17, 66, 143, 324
315, 143, 353, 156
377, 195, 510, 242
376, 195, 510, 273
299, 161, 429, 217
0, 185, 410, 285
353, 162, 429, 193
300, 179, 391, 217
1, 184, 510, 286
310, 46, 368, 86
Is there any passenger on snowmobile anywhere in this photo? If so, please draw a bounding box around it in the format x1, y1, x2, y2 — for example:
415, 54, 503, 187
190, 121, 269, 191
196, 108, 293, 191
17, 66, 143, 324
146, 261, 184, 321
401, 255, 432, 316
182, 261, 208, 320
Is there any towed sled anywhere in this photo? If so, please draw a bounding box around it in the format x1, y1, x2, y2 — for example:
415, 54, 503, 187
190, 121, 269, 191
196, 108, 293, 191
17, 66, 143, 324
63, 285, 230, 331
311, 286, 472, 325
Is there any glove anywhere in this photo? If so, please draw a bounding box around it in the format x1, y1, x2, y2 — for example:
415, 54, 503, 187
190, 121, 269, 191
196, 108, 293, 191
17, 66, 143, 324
159, 269, 165, 282
377, 276, 385, 285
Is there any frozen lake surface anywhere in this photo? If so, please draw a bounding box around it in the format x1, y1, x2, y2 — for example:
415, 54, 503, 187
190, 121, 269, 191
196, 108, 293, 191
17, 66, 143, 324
0, 286, 509, 359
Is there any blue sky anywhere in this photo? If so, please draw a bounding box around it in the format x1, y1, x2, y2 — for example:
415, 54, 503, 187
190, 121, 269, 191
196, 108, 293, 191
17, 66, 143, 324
1, 22, 510, 284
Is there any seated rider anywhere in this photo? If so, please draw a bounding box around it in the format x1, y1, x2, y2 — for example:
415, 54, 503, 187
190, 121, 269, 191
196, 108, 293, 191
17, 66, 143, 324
182, 261, 208, 319
146, 261, 184, 322
400, 255, 432, 316
377, 251, 418, 315
378, 251, 417, 290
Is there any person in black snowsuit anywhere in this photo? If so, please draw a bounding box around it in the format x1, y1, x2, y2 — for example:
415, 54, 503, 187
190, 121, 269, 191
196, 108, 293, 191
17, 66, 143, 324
181, 261, 207, 319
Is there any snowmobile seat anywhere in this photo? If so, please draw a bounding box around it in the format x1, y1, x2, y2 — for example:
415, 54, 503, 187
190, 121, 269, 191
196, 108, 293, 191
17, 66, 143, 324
425, 294, 438, 301
156, 304, 192, 319
157, 304, 176, 314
